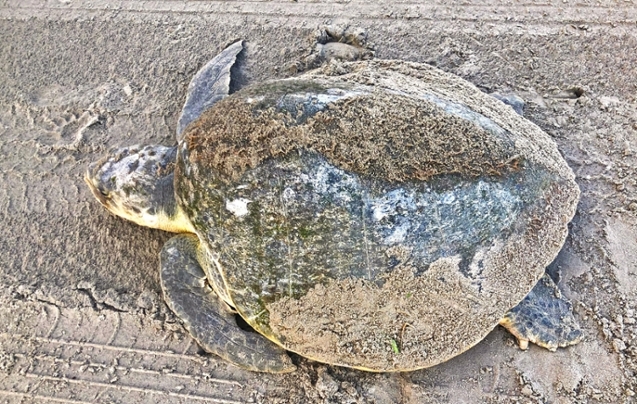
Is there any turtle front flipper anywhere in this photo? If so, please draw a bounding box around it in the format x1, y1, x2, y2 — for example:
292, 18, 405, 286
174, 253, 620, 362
176, 40, 244, 138
160, 234, 296, 373
499, 273, 583, 351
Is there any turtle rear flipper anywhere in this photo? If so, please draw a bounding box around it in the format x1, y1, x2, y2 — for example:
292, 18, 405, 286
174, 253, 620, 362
499, 273, 582, 351
160, 234, 296, 373
177, 40, 244, 138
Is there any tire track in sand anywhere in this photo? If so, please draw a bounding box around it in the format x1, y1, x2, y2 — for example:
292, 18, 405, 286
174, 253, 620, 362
0, 299, 251, 404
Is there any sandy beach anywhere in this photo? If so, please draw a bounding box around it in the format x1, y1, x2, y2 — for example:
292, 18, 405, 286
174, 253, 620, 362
1, 1, 636, 402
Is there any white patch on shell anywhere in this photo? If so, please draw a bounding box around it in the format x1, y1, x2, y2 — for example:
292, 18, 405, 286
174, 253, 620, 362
315, 92, 352, 104
371, 205, 389, 222
282, 187, 296, 201
371, 189, 417, 222
384, 223, 410, 244
441, 193, 456, 204
298, 160, 357, 204
308, 89, 368, 108
226, 198, 251, 217
368, 181, 520, 247
370, 189, 417, 244
284, 88, 366, 107
245, 96, 265, 104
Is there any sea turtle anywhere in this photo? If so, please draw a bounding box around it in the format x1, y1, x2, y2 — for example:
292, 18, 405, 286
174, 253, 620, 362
85, 39, 582, 373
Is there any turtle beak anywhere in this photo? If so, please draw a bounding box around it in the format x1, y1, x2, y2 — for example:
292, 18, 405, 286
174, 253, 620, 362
84, 167, 109, 207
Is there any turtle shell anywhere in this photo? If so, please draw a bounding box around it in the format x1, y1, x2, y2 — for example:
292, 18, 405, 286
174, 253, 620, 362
174, 60, 579, 371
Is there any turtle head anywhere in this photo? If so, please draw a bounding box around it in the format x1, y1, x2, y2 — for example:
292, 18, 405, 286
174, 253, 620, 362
85, 145, 194, 233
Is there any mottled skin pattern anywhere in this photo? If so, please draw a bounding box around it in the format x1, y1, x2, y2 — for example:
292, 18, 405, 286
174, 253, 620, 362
86, 41, 582, 372
500, 273, 583, 351
85, 145, 192, 233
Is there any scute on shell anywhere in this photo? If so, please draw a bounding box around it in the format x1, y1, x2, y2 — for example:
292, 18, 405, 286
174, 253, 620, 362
174, 60, 579, 371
